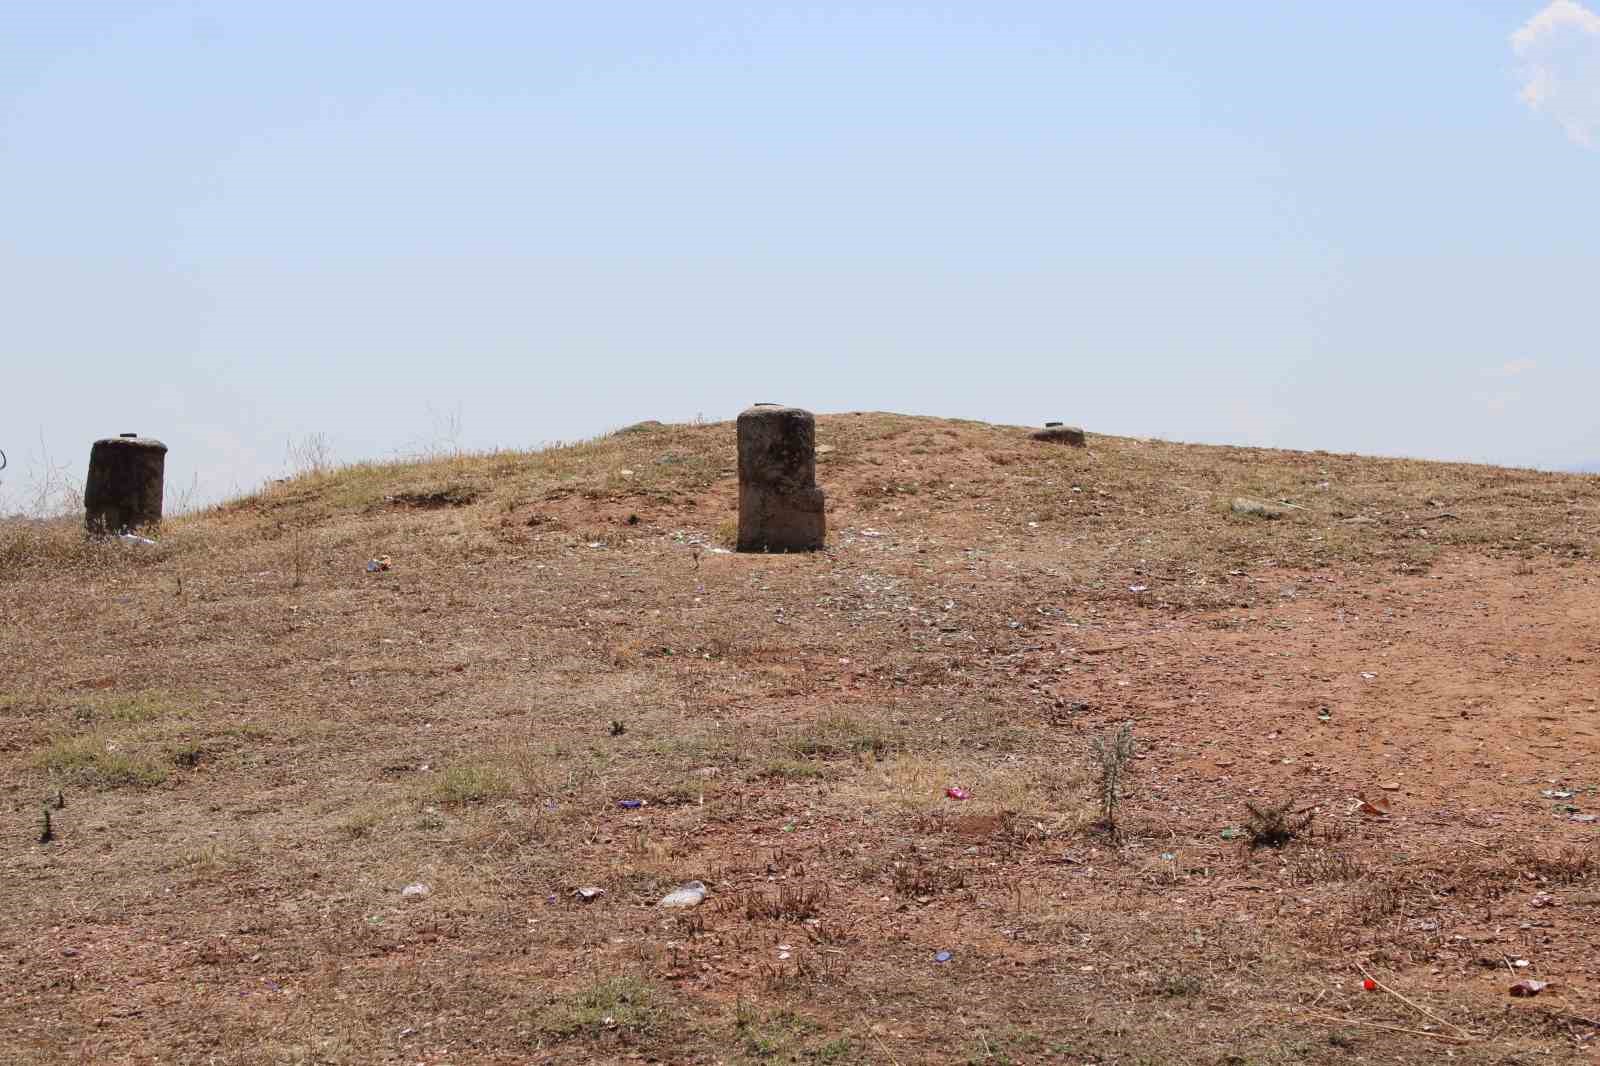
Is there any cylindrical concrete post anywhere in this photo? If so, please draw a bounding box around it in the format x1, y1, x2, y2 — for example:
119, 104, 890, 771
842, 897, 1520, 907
736, 405, 825, 552
84, 434, 167, 534
1030, 423, 1086, 446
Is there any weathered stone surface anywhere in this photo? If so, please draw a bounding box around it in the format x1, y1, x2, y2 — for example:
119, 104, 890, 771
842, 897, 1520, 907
84, 435, 166, 534
1231, 497, 1288, 519
1030, 424, 1087, 446
737, 405, 825, 552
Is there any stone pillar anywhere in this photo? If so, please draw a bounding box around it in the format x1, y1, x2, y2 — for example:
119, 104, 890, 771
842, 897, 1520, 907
736, 405, 825, 552
1030, 422, 1086, 446
84, 434, 167, 534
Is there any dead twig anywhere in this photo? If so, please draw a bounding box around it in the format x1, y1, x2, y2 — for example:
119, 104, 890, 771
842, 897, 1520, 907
1356, 962, 1471, 1039
861, 1016, 903, 1066
1307, 1012, 1471, 1045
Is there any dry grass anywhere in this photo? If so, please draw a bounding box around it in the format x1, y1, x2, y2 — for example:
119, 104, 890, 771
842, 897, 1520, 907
3, 413, 1600, 1064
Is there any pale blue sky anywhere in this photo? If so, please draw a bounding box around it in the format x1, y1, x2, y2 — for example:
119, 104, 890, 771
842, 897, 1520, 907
3, 2, 1598, 509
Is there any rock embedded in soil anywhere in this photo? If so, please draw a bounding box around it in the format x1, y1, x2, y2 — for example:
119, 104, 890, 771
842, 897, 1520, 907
1231, 497, 1288, 519
736, 404, 826, 552
84, 434, 167, 535
657, 880, 708, 908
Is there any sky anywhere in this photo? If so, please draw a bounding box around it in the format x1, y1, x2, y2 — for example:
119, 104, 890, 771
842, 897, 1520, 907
3, 1, 1598, 511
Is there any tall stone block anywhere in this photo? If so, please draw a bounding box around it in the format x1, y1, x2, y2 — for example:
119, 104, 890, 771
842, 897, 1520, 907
736, 405, 825, 552
84, 434, 167, 534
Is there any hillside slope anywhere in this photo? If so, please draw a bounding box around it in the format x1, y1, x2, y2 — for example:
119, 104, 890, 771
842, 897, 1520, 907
4, 413, 1599, 1064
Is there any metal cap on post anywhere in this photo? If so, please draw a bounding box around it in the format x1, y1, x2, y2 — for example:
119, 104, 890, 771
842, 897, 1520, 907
84, 435, 167, 535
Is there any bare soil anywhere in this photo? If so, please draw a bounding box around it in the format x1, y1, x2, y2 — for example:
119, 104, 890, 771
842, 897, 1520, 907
3, 413, 1599, 1064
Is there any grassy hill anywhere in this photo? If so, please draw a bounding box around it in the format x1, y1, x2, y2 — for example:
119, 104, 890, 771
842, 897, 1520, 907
4, 413, 1599, 1064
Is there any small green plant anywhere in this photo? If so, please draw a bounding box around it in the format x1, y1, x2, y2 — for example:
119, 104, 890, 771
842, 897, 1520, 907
340, 809, 382, 839
38, 804, 53, 844
1089, 724, 1135, 832
73, 692, 183, 724
609, 719, 626, 737
435, 764, 511, 804
533, 976, 661, 1042
1242, 796, 1314, 849
39, 735, 168, 789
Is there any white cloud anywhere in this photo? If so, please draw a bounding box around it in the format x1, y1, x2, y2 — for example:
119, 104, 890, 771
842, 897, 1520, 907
1483, 358, 1538, 377
1512, 1, 1600, 147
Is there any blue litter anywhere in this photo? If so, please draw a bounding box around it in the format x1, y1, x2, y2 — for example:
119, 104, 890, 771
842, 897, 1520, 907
934, 950, 953, 963
617, 799, 643, 809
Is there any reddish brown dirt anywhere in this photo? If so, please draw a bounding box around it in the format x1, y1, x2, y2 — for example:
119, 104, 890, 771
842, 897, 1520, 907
3, 413, 1599, 1064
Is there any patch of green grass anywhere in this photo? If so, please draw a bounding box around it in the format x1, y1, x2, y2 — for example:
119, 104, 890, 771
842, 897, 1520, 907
77, 692, 187, 724
754, 759, 830, 782
965, 1027, 1048, 1065
168, 740, 204, 768
38, 735, 167, 788
785, 714, 897, 760
435, 764, 513, 804
815, 1036, 853, 1062
533, 977, 663, 1043
339, 806, 385, 839
732, 1005, 854, 1064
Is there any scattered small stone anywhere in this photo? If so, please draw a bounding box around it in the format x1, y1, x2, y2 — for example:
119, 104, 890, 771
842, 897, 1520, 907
401, 882, 430, 899
657, 880, 708, 908
1231, 497, 1287, 519
572, 886, 605, 902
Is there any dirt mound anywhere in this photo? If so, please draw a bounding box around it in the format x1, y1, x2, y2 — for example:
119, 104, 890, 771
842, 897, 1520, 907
3, 413, 1599, 1063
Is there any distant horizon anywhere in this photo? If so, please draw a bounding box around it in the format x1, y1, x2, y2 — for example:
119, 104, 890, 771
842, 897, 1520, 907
3, 409, 1597, 520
